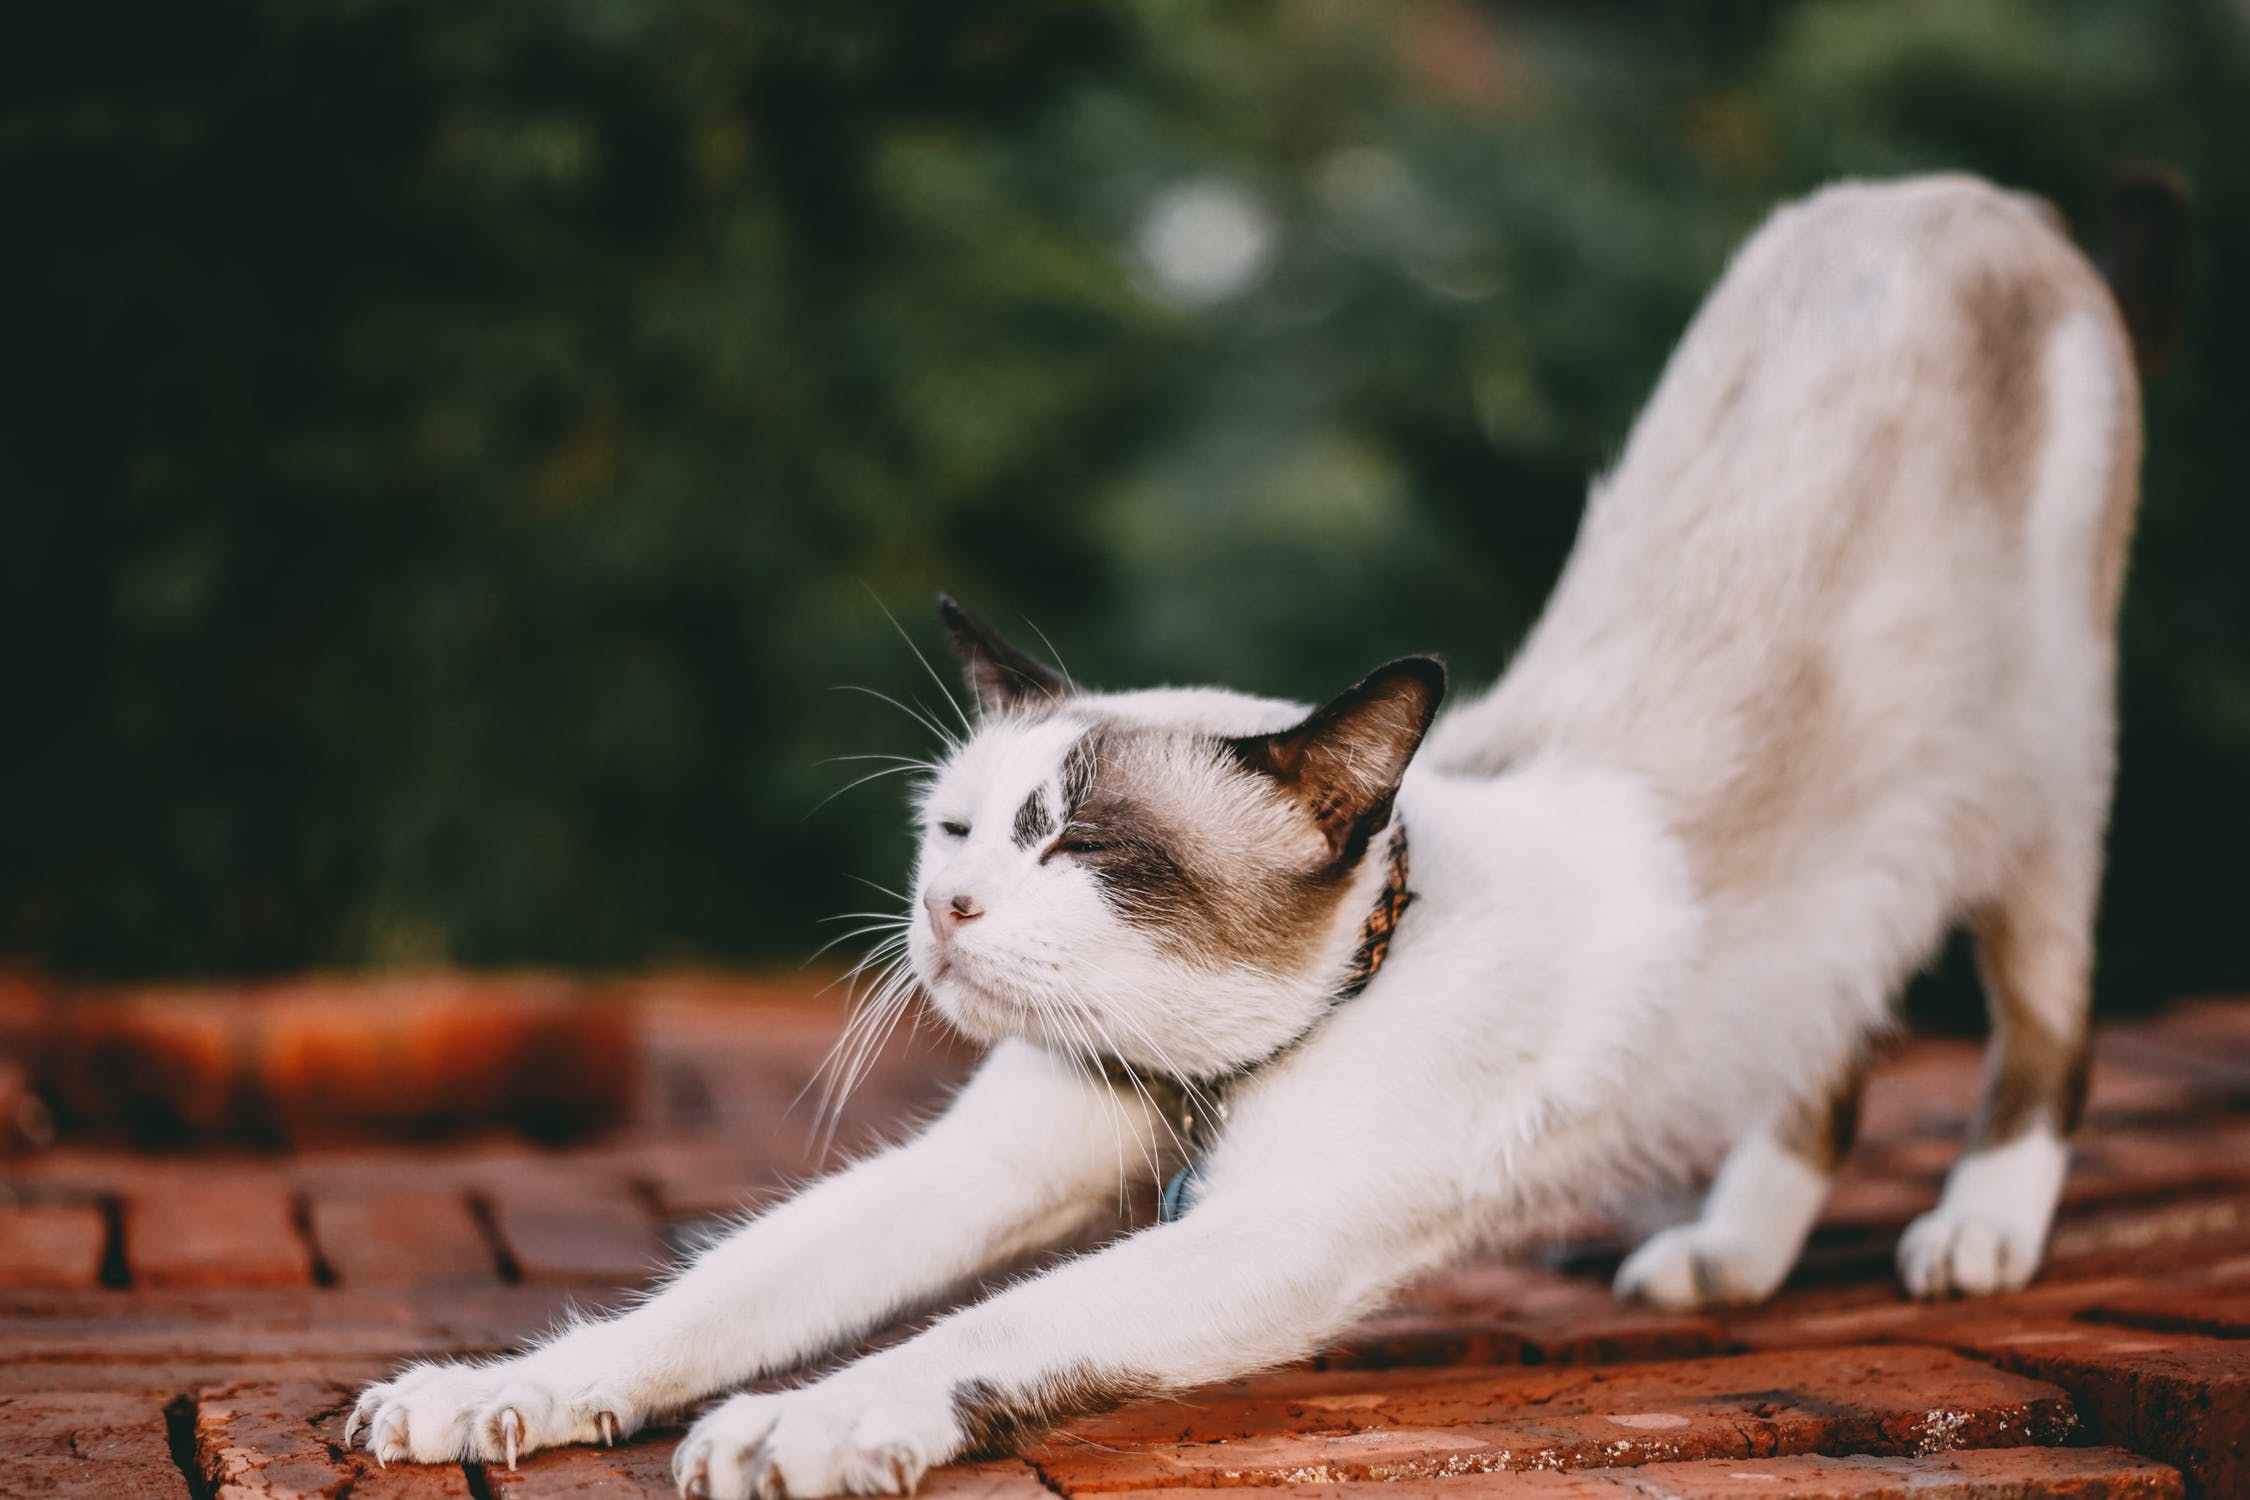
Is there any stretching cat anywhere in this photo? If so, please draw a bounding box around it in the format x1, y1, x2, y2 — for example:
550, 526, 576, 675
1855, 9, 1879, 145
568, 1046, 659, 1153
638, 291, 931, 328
350, 174, 2173, 1497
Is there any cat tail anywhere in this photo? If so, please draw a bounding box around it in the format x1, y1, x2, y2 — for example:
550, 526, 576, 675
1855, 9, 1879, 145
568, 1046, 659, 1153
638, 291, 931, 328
2096, 165, 2192, 377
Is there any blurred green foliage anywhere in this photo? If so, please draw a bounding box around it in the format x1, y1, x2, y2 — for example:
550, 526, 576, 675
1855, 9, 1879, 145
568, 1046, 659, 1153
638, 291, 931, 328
6, 2, 2246, 1017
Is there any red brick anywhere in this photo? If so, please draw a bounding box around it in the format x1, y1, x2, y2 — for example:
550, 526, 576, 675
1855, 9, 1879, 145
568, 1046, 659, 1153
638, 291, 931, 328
257, 973, 637, 1142
1379, 1258, 1730, 1366
2136, 996, 2250, 1058
475, 1414, 1066, 1498
633, 1139, 803, 1221
2068, 1122, 2250, 1199
1604, 1446, 2185, 1497
0, 1202, 106, 1289
0, 1356, 370, 1398
1816, 1169, 1943, 1235
42, 987, 242, 1138
2044, 1194, 2250, 1276
2084, 1288, 2250, 1339
351, 1462, 482, 1498
1108, 1445, 2184, 1497
197, 1376, 362, 1496
1316, 1314, 1539, 1370
0, 1286, 586, 1363
485, 1439, 680, 1497
0, 1056, 55, 1154
0, 1390, 185, 1498
1851, 1030, 2223, 1149
919, 1459, 1056, 1499
286, 1140, 542, 1197
2099, 1011, 2250, 1111
1395, 1259, 1620, 1319
488, 1186, 667, 1284
1856, 1040, 1982, 1143
311, 1190, 500, 1287
195, 1373, 485, 1498
1028, 1345, 2076, 1489
130, 1177, 311, 1287
1919, 1318, 2250, 1500
1320, 1307, 1726, 1372
1525, 1308, 1732, 1366
9, 1143, 283, 1195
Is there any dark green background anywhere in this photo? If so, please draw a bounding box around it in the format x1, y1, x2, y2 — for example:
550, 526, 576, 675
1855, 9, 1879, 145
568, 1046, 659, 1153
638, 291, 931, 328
7, 2, 2245, 1020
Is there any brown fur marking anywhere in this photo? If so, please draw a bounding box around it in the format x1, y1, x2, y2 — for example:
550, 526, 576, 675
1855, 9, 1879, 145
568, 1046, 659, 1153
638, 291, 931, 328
1053, 662, 1437, 978
1675, 651, 1837, 897
1012, 788, 1055, 849
1056, 724, 1355, 974
939, 594, 1069, 716
2090, 357, 2144, 629
1975, 1010, 2092, 1144
1972, 894, 2096, 1144
1955, 266, 2056, 515
1227, 658, 1443, 867
1776, 1056, 1868, 1173
951, 1365, 1156, 1459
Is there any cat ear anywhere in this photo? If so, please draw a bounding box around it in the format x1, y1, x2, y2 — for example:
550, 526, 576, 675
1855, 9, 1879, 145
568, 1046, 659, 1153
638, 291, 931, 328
1227, 656, 1446, 866
937, 593, 1070, 716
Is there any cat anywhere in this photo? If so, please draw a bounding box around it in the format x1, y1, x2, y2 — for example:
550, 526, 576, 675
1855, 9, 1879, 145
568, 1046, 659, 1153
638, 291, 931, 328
348, 172, 2181, 1498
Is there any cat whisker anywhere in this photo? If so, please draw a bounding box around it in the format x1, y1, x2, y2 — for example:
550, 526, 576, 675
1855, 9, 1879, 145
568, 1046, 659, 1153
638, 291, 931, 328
830, 684, 961, 753
804, 921, 908, 970
1020, 616, 1078, 697
846, 874, 911, 904
863, 582, 976, 740
803, 762, 932, 821
818, 752, 942, 772
1030, 990, 1140, 1213
803, 941, 918, 1142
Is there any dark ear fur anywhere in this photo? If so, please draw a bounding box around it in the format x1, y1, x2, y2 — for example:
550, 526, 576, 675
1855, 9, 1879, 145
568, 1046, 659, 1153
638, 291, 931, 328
1227, 655, 1446, 866
937, 593, 1070, 716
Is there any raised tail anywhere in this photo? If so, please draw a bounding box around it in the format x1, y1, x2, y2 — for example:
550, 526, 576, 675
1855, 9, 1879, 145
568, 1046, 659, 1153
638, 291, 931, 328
2097, 166, 2193, 375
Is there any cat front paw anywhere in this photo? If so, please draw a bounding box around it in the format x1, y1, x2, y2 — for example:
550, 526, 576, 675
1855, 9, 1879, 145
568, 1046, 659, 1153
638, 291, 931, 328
1613, 1222, 1796, 1309
349, 1355, 641, 1468
672, 1380, 961, 1499
1896, 1204, 2043, 1298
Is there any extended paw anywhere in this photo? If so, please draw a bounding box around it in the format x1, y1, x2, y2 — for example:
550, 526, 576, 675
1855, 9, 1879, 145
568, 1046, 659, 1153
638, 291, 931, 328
1897, 1205, 2043, 1298
673, 1382, 959, 1499
348, 1356, 637, 1468
1614, 1223, 1796, 1310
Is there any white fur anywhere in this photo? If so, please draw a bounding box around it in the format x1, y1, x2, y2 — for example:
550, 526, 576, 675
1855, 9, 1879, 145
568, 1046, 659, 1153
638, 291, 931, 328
348, 176, 2142, 1496
1899, 1127, 2071, 1297
1613, 1132, 1833, 1310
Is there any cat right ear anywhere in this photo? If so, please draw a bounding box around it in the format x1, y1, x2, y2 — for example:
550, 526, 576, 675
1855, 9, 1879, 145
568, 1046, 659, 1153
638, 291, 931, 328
937, 593, 1070, 716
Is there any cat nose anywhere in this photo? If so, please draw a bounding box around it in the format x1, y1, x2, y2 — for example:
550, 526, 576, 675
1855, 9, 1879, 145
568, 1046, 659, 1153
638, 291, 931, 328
924, 890, 985, 927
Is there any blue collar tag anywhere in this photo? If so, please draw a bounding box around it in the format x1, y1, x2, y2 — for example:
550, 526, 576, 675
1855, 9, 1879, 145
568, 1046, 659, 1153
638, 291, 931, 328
1158, 1160, 1204, 1223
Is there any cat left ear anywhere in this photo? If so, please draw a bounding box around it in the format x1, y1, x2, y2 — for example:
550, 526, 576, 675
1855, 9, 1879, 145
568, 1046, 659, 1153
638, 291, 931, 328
937, 593, 1070, 716
1227, 655, 1446, 866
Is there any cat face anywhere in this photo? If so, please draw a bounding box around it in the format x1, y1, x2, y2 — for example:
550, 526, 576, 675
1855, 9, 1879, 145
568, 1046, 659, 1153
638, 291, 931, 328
902, 596, 1442, 1081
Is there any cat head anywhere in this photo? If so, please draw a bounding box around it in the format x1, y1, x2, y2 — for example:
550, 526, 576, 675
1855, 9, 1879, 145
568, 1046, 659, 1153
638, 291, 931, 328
903, 594, 1443, 1080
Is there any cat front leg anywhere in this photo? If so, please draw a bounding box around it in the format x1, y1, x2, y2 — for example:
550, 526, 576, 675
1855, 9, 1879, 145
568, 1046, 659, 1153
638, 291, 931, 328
349, 1041, 1157, 1468
671, 1159, 1462, 1498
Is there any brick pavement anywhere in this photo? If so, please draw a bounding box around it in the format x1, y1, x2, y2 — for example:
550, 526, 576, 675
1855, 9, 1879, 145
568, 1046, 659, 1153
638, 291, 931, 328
2, 979, 2246, 1498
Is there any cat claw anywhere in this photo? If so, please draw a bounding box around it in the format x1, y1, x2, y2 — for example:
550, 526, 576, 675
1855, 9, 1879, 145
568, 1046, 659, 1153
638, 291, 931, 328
598, 1410, 618, 1447
673, 1446, 709, 1497
344, 1389, 381, 1450
499, 1407, 521, 1469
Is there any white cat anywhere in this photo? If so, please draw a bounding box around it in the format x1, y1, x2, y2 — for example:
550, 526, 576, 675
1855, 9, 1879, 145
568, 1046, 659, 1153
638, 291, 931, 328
348, 173, 2171, 1498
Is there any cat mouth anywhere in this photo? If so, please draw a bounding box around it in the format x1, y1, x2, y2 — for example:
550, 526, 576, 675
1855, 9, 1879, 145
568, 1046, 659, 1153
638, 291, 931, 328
923, 958, 1060, 1028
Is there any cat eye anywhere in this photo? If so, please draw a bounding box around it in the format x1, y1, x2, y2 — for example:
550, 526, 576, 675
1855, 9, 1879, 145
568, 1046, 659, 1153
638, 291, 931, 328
939, 820, 970, 839
1053, 836, 1110, 857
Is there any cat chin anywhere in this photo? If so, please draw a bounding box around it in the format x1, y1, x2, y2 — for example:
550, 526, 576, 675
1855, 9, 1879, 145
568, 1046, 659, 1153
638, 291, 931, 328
913, 964, 1031, 1047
